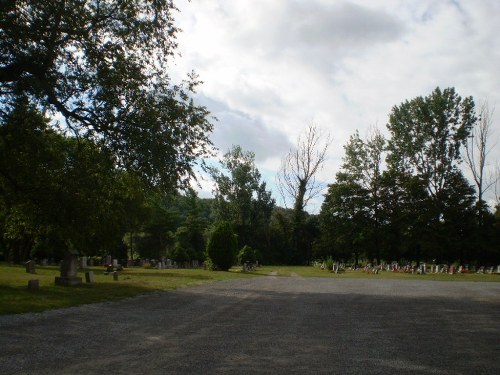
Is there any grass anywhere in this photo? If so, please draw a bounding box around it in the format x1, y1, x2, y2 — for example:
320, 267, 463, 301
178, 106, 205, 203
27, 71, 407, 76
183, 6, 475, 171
252, 265, 500, 282
1, 263, 498, 316
0, 263, 256, 316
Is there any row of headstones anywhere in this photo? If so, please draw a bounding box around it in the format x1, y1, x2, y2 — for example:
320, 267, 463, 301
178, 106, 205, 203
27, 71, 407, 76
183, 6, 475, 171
139, 259, 201, 269
388, 263, 500, 274
27, 254, 120, 289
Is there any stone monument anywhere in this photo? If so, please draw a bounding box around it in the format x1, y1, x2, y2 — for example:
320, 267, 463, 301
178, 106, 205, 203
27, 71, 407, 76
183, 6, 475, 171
55, 249, 82, 286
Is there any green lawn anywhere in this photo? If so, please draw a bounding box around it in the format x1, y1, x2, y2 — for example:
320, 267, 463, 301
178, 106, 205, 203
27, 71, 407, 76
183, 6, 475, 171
255, 265, 500, 282
1, 263, 498, 315
0, 263, 256, 315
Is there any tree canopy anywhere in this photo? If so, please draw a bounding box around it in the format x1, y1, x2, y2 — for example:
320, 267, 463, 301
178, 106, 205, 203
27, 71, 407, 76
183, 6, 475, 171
0, 0, 213, 190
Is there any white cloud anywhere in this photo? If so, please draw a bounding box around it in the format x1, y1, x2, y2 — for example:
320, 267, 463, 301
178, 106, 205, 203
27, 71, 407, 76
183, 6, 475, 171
173, 0, 500, 211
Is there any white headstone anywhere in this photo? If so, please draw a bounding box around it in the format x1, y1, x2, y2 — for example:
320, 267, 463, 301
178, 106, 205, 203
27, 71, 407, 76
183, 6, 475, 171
112, 259, 118, 267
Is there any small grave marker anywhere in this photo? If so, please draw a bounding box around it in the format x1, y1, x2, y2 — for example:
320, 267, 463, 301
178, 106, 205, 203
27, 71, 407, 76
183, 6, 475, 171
27, 279, 39, 289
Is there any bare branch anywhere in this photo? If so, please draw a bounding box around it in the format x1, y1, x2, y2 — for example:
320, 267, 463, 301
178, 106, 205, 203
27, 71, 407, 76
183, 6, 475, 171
276, 123, 332, 211
464, 101, 496, 203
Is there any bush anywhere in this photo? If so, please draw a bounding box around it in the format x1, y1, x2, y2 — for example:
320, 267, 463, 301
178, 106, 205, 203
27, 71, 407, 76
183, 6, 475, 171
206, 222, 237, 271
326, 256, 334, 271
237, 245, 260, 264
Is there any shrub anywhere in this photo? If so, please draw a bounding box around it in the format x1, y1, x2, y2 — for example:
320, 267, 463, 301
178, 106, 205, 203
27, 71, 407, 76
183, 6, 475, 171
206, 222, 237, 271
237, 245, 258, 264
326, 256, 334, 271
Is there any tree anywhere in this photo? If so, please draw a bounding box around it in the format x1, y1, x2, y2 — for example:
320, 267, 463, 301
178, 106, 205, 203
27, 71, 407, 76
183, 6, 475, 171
387, 87, 476, 200
0, 100, 138, 261
319, 180, 369, 266
333, 129, 386, 264
0, 0, 213, 190
277, 124, 331, 263
464, 101, 497, 214
209, 145, 275, 251
206, 222, 237, 271
386, 87, 477, 264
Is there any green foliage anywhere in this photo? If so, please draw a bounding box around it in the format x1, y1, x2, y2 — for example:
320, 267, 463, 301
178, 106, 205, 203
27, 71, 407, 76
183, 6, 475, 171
1, 0, 213, 191
206, 222, 238, 271
319, 87, 500, 266
325, 257, 334, 271
237, 245, 261, 264
0, 100, 140, 261
209, 145, 275, 256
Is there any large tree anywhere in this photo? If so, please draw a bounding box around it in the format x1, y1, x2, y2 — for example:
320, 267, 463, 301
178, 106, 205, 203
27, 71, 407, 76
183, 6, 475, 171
277, 124, 331, 263
0, 100, 137, 261
386, 87, 477, 263
0, 0, 213, 190
209, 145, 275, 251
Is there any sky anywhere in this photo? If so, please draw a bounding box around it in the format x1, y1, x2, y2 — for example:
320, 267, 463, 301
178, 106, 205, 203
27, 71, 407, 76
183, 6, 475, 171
169, 0, 500, 212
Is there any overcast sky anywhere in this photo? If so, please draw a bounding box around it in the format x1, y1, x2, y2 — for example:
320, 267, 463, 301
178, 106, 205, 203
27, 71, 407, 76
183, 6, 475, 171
170, 0, 500, 212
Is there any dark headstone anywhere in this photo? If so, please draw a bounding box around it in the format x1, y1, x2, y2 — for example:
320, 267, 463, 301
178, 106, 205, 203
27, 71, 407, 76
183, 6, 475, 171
113, 271, 119, 281
25, 260, 36, 274
27, 279, 39, 289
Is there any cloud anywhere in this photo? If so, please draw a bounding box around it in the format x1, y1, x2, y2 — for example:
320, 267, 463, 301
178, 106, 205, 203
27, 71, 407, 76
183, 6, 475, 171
174, 0, 500, 210
195, 94, 293, 163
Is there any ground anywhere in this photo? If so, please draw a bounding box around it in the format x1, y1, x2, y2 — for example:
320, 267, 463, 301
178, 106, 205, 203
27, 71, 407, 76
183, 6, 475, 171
0, 275, 499, 374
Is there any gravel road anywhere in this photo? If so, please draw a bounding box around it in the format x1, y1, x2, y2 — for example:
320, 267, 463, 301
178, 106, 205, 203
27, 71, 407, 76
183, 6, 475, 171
1, 275, 499, 374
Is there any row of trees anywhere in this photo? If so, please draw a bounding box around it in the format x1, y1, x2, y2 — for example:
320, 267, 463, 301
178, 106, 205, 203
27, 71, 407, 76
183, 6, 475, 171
1, 1, 498, 268
2, 88, 499, 267
317, 88, 499, 266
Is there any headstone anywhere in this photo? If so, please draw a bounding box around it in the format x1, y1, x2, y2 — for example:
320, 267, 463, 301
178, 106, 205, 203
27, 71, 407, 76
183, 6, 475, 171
25, 260, 36, 274
27, 279, 39, 289
80, 256, 88, 269
497, 265, 500, 274
88, 258, 94, 267
85, 271, 95, 284
105, 255, 112, 266
113, 271, 119, 281
55, 250, 82, 286
112, 259, 118, 268
41, 259, 48, 266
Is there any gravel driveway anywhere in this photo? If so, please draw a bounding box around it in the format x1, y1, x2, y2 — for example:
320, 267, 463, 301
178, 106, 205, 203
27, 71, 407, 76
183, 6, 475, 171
1, 275, 499, 374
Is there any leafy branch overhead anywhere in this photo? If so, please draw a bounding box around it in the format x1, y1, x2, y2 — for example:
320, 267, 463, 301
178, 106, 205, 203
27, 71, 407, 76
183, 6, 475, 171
0, 0, 214, 190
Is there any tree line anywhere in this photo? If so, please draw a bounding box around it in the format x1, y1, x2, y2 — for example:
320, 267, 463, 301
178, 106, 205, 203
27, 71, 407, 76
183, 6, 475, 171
1, 1, 498, 268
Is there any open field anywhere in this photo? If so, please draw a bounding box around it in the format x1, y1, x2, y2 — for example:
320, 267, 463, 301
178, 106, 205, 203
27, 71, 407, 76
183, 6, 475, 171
1, 263, 498, 315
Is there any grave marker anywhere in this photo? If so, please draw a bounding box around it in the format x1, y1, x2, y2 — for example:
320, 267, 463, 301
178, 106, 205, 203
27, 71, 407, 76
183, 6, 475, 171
25, 260, 36, 274
85, 271, 95, 284
28, 279, 39, 289
80, 256, 88, 269
55, 250, 82, 286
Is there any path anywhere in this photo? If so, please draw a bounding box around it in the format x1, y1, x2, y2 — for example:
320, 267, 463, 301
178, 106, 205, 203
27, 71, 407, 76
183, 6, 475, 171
1, 277, 499, 374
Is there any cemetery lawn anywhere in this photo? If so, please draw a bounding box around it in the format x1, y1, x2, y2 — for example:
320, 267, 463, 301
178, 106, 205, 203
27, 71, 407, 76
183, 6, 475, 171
252, 265, 500, 282
0, 263, 256, 315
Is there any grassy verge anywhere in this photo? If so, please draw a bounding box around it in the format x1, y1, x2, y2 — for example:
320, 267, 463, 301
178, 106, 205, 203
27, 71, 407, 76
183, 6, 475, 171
253, 265, 500, 282
0, 263, 255, 316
